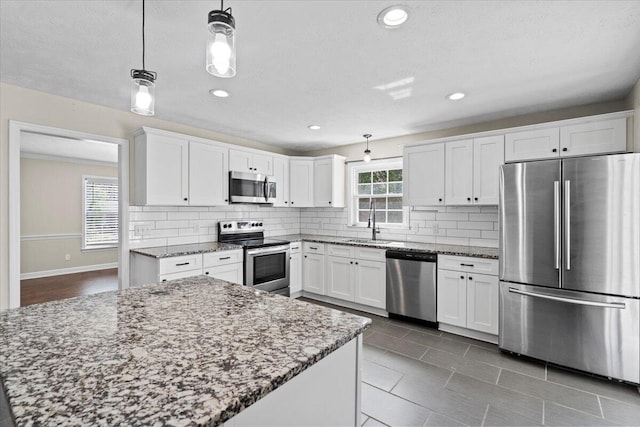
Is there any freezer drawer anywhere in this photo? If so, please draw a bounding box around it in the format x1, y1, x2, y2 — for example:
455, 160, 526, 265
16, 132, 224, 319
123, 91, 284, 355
499, 282, 640, 384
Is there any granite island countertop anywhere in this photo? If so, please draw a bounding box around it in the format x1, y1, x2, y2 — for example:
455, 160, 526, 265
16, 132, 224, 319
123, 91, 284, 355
0, 276, 370, 426
275, 234, 499, 259
130, 241, 243, 258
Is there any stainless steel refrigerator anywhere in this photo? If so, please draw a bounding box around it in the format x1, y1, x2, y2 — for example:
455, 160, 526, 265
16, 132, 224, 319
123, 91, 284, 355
499, 153, 640, 384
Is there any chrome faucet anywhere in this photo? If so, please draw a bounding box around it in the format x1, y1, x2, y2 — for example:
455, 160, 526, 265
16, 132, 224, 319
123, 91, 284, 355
367, 199, 380, 240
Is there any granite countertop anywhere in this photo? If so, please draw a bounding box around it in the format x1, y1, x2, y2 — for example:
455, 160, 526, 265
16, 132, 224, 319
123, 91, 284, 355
0, 276, 370, 426
130, 241, 242, 258
274, 234, 499, 259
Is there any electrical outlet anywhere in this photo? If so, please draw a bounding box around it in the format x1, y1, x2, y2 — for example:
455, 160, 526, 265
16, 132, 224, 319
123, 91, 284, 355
134, 223, 153, 237
64, 254, 71, 261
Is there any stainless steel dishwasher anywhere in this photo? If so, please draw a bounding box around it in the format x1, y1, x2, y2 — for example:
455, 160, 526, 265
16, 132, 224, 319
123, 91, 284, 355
386, 250, 437, 323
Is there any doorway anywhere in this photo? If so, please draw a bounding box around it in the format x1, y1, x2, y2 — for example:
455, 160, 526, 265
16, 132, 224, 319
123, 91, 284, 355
8, 121, 129, 309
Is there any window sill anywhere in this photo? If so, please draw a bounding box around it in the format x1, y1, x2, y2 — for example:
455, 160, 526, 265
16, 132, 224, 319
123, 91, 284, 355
82, 245, 118, 252
347, 224, 410, 231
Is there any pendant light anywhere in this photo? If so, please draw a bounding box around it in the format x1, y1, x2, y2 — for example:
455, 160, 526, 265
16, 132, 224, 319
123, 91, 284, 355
130, 0, 156, 116
206, 0, 236, 78
363, 134, 372, 163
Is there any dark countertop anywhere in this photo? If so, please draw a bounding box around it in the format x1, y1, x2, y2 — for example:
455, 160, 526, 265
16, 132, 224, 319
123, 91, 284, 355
130, 241, 243, 258
274, 234, 499, 259
0, 276, 370, 426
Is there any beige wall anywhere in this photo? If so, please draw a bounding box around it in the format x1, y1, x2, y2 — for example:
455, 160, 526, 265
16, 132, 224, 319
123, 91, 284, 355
20, 157, 118, 274
0, 83, 297, 310
307, 99, 631, 161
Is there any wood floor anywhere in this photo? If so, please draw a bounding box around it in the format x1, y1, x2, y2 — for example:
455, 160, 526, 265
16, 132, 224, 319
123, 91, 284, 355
20, 268, 118, 306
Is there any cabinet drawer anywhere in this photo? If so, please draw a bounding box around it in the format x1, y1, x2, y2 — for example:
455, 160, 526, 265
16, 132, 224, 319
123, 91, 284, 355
438, 255, 498, 276
203, 250, 243, 267
303, 242, 325, 254
355, 247, 386, 262
159, 269, 202, 283
327, 244, 355, 257
289, 242, 302, 254
159, 254, 203, 275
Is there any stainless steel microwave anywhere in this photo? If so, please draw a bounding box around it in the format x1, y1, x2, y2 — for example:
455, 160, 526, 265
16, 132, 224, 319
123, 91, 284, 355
229, 171, 276, 204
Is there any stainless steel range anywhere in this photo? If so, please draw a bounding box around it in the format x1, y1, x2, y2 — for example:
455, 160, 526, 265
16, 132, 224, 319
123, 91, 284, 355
218, 220, 290, 296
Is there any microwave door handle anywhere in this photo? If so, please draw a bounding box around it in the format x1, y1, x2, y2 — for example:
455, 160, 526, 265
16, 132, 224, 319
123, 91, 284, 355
263, 177, 269, 202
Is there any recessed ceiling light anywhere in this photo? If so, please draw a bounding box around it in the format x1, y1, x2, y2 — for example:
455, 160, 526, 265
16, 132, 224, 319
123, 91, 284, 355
378, 5, 409, 28
209, 89, 229, 98
308, 125, 321, 130
447, 92, 465, 100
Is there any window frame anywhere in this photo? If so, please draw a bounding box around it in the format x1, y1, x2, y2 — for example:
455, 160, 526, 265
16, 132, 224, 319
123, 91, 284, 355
82, 175, 119, 250
347, 158, 409, 229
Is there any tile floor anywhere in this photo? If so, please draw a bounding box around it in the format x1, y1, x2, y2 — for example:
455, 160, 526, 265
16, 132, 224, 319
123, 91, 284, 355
300, 298, 640, 427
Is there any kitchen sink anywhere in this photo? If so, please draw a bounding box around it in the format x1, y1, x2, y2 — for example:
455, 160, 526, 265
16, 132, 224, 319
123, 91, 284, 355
344, 239, 392, 245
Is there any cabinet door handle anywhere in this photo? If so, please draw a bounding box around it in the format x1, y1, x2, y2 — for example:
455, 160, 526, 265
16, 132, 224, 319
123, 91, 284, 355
183, 198, 188, 201
350, 261, 353, 264
460, 275, 464, 279
552, 148, 558, 153
469, 276, 473, 280
438, 198, 443, 202
304, 255, 307, 258
474, 197, 478, 201
467, 197, 471, 201
355, 262, 359, 265
309, 246, 318, 250
176, 262, 190, 266
205, 271, 209, 275
460, 263, 474, 267
219, 256, 231, 260
162, 279, 167, 282
562, 148, 568, 152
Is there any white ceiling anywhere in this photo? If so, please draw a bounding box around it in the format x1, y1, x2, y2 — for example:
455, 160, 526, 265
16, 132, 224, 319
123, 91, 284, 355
1, 1, 640, 152
20, 132, 118, 164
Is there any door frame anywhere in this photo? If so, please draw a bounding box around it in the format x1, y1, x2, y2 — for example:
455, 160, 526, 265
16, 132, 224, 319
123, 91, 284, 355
8, 120, 130, 309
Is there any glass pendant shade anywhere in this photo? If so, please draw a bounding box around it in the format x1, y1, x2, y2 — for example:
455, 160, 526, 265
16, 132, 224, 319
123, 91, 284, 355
130, 70, 156, 116
206, 10, 236, 78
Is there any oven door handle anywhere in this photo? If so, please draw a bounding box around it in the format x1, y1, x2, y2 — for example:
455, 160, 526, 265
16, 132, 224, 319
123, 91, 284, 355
246, 245, 290, 256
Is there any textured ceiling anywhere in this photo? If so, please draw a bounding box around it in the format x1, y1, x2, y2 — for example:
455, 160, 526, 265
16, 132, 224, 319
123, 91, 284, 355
1, 1, 640, 151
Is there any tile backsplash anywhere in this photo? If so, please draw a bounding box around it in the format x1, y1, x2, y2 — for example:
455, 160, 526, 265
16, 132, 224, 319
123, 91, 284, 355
299, 205, 499, 248
129, 205, 498, 249
128, 205, 300, 249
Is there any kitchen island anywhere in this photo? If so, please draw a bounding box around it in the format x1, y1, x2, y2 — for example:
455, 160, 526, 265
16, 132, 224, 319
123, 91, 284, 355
0, 276, 370, 426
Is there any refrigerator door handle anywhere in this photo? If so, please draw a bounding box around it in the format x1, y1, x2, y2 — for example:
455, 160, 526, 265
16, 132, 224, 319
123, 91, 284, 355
508, 287, 626, 309
564, 180, 571, 270
554, 181, 560, 270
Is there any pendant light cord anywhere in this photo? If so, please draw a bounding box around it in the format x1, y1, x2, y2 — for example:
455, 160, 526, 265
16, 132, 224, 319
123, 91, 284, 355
142, 0, 146, 70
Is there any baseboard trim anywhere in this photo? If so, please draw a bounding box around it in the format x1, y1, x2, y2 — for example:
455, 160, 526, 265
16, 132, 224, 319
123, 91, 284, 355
301, 291, 389, 317
21, 262, 118, 280
438, 323, 498, 344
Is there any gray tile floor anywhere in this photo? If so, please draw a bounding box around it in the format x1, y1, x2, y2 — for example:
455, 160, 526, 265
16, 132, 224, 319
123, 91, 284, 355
300, 298, 640, 427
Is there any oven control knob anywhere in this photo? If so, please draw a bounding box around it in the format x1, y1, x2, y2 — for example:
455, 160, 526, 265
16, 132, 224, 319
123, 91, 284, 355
259, 222, 263, 226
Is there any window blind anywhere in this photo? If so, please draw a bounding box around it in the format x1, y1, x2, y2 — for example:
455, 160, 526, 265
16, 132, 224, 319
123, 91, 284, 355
83, 176, 118, 249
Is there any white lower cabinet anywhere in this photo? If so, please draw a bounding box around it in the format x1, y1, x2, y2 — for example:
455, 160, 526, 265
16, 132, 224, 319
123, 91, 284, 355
203, 250, 243, 284
437, 255, 499, 338
323, 245, 386, 309
289, 243, 302, 294
130, 250, 243, 286
302, 243, 326, 294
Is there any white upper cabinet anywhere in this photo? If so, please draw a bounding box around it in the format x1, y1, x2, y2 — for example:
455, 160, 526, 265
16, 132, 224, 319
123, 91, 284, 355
189, 140, 228, 206
289, 159, 314, 207
559, 118, 627, 157
229, 149, 273, 175
271, 157, 290, 207
472, 135, 504, 205
505, 128, 560, 162
445, 139, 474, 205
133, 130, 189, 206
505, 115, 629, 162
133, 128, 229, 206
404, 143, 445, 206
313, 155, 346, 208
